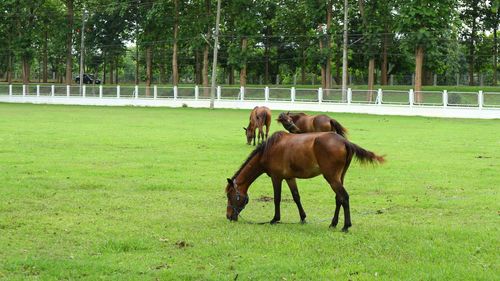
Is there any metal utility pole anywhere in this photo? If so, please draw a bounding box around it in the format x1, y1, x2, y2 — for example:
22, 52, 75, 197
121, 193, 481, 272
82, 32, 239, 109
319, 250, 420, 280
79, 7, 87, 96
210, 0, 222, 109
341, 0, 349, 101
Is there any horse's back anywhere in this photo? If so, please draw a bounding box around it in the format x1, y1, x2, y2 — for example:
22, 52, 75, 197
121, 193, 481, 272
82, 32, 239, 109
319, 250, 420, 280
255, 106, 271, 125
265, 132, 346, 179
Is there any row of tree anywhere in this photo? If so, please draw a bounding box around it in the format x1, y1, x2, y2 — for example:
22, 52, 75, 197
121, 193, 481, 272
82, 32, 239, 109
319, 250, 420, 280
0, 0, 499, 96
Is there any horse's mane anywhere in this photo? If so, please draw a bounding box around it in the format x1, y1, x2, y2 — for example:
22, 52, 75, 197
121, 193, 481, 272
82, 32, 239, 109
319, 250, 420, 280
231, 131, 287, 180
289, 112, 306, 122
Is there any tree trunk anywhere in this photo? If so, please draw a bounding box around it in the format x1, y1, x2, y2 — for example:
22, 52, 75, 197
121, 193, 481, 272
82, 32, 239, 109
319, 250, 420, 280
115, 58, 119, 84
103, 57, 107, 84
159, 47, 166, 84
494, 24, 498, 86
65, 0, 73, 85
202, 0, 211, 95
22, 57, 30, 94
468, 20, 476, 86
202, 43, 210, 96
146, 45, 152, 96
367, 58, 375, 100
325, 0, 332, 89
264, 37, 270, 84
240, 38, 248, 86
301, 51, 306, 84
109, 59, 114, 84
22, 58, 30, 84
135, 44, 139, 85
320, 39, 326, 88
468, 39, 475, 86
414, 46, 424, 103
43, 30, 48, 83
6, 53, 12, 83
195, 51, 202, 84
172, 0, 179, 86
229, 66, 234, 84
381, 32, 388, 85
358, 0, 375, 93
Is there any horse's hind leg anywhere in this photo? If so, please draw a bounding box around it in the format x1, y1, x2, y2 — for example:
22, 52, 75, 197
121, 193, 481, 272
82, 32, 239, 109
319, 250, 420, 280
332, 195, 341, 227
328, 181, 351, 232
285, 178, 306, 223
258, 126, 264, 144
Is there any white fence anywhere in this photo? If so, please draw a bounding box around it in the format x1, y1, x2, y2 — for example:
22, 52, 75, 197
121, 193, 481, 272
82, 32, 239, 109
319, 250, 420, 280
0, 84, 499, 119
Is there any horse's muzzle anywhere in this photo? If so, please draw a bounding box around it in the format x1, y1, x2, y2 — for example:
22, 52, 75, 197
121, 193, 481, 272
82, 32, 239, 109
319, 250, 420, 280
227, 214, 238, 221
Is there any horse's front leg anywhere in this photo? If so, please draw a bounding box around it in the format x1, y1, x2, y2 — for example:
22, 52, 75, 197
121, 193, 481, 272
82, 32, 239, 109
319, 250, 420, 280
285, 178, 306, 223
270, 177, 282, 224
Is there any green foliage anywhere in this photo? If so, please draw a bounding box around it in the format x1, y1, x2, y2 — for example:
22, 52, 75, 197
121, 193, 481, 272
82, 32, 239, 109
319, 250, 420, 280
0, 0, 497, 86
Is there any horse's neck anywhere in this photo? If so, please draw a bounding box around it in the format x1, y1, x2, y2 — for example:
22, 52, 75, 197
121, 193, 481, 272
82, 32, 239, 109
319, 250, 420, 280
234, 154, 264, 193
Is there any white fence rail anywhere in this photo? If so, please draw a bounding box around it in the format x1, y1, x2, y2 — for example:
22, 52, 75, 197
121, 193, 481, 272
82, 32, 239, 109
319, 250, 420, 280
1, 84, 499, 119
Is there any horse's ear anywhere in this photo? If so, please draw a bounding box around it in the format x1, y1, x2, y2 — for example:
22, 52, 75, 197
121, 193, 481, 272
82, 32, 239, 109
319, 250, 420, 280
287, 111, 290, 115
243, 127, 247, 131
227, 178, 233, 185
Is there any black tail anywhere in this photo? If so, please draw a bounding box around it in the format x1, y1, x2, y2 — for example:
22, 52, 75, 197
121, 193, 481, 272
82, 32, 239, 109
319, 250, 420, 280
344, 140, 385, 164
330, 119, 348, 138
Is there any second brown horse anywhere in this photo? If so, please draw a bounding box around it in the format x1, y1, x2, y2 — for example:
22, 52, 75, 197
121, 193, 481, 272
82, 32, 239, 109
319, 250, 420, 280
244, 106, 272, 145
277, 112, 347, 138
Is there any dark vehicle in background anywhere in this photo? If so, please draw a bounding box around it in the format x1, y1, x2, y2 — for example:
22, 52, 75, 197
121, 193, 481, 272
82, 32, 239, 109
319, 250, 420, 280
75, 74, 101, 84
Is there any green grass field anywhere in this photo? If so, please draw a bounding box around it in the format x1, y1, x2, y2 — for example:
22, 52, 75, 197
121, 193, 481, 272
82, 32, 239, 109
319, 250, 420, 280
0, 103, 498, 280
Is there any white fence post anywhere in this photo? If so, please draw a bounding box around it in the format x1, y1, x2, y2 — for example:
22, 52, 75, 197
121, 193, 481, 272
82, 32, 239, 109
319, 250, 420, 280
478, 90, 483, 109
117, 85, 120, 98
99, 85, 103, 98
174, 86, 178, 100
66, 85, 70, 97
217, 86, 221, 100
347, 88, 352, 105
240, 86, 245, 101
443, 90, 448, 108
265, 86, 269, 102
195, 85, 199, 100
154, 85, 158, 99
51, 85, 55, 97
9, 84, 12, 96
377, 89, 382, 105
22, 85, 26, 96
318, 88, 323, 103
82, 85, 86, 98
135, 85, 139, 99
291, 87, 296, 103
409, 89, 414, 107
36, 85, 40, 97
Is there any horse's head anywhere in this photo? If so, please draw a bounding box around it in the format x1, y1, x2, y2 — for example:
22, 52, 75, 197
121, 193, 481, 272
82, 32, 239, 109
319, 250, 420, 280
225, 178, 249, 221
277, 112, 301, 133
277, 112, 292, 125
243, 127, 254, 145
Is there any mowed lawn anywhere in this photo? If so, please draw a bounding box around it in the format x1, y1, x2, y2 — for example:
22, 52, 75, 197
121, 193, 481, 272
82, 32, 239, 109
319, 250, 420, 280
0, 103, 498, 280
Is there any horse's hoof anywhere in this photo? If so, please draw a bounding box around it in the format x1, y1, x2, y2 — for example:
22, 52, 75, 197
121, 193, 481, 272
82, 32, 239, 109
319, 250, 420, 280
329, 224, 336, 228
300, 219, 307, 224
341, 227, 349, 232
270, 220, 280, 225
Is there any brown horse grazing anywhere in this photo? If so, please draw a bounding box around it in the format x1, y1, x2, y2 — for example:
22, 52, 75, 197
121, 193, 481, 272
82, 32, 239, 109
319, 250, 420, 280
277, 112, 348, 138
244, 106, 272, 145
225, 131, 384, 231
